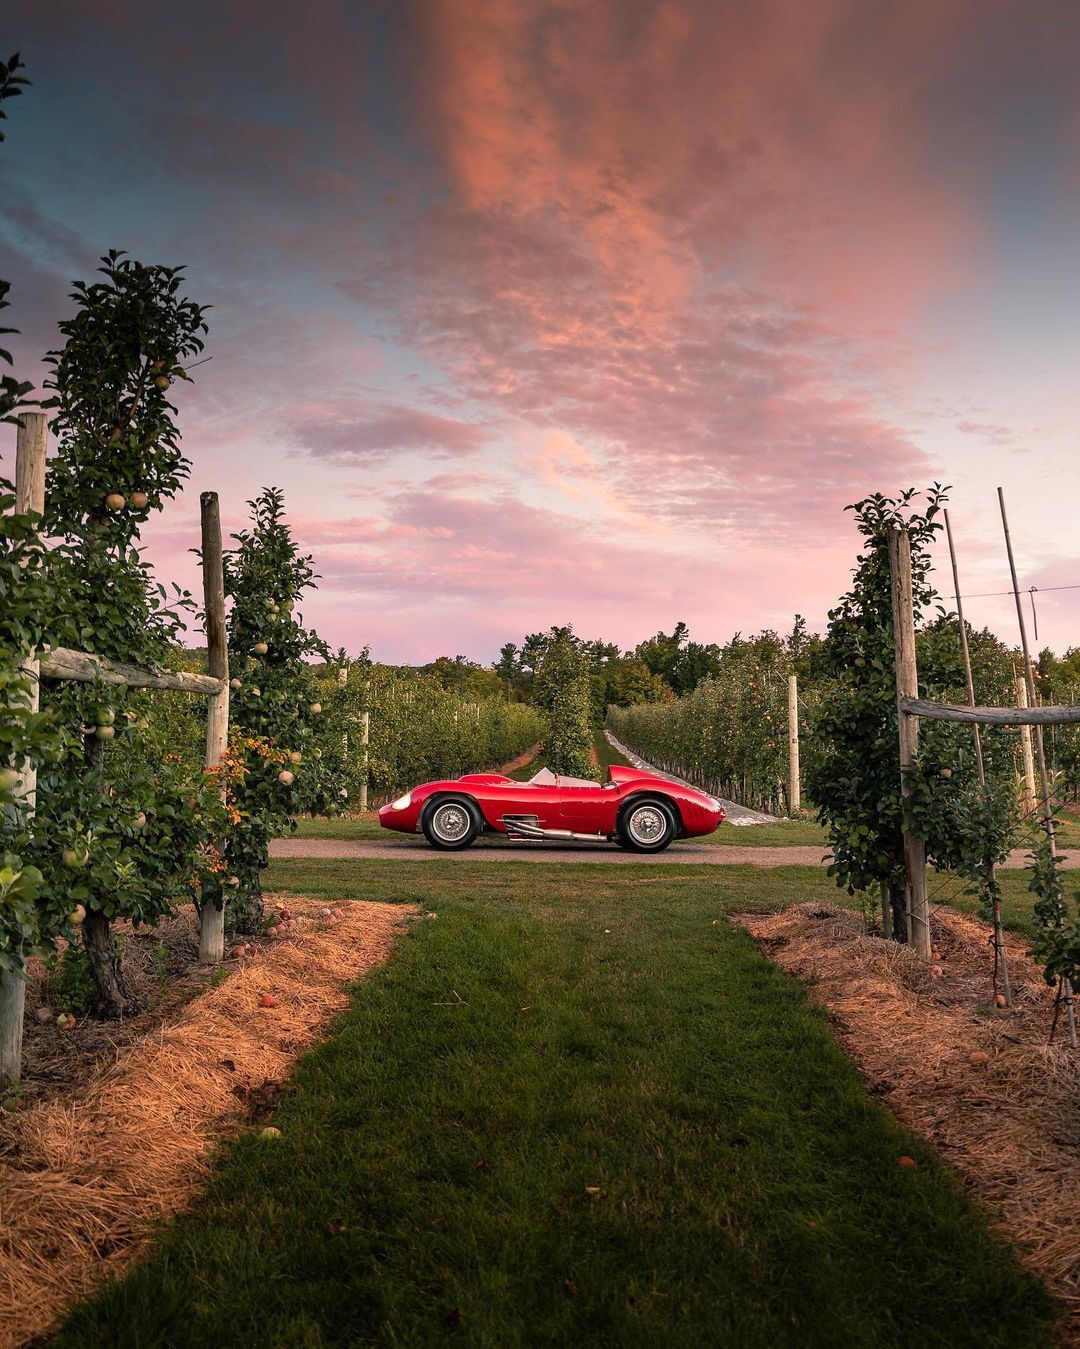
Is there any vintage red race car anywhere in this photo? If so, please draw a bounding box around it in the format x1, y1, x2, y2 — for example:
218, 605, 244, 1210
378, 764, 725, 852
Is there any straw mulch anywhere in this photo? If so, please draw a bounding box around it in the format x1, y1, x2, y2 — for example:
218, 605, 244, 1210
0, 896, 414, 1348
732, 903, 1079, 1341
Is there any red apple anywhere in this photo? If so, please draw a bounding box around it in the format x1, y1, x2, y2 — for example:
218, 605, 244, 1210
130, 491, 149, 509
63, 846, 89, 869
95, 724, 116, 741
277, 770, 294, 786
105, 492, 126, 511
252, 642, 268, 656
995, 993, 1008, 1008
898, 1156, 918, 1168
230, 944, 247, 959
154, 374, 170, 390
259, 993, 278, 1008
969, 1050, 989, 1065
35, 1006, 53, 1023
309, 702, 322, 715
288, 751, 302, 764
230, 678, 242, 690
68, 904, 86, 926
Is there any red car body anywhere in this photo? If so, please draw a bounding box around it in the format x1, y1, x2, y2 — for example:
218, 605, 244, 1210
378, 764, 725, 852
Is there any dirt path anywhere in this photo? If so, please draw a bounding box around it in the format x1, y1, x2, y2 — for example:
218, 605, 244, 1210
269, 837, 1080, 868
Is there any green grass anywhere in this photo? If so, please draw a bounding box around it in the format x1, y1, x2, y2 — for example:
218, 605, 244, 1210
56, 859, 1055, 1348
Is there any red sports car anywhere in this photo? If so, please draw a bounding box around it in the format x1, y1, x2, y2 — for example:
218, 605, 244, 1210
378, 764, 725, 853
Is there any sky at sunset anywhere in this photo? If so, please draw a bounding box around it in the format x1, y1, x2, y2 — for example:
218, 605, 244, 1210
3, 0, 1080, 663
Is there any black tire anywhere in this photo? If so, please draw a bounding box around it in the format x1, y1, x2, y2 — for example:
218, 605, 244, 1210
616, 796, 677, 853
422, 795, 482, 851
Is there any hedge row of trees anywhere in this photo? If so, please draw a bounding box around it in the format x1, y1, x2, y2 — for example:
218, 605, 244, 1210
606, 632, 796, 813
309, 659, 545, 805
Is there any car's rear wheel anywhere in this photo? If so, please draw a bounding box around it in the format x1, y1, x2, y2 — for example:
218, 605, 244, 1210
616, 796, 677, 853
422, 795, 482, 851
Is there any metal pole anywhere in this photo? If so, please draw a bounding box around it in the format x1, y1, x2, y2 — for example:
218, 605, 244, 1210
998, 488, 1074, 1046
944, 509, 1010, 1005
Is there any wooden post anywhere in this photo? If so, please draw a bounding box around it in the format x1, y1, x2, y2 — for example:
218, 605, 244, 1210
888, 528, 931, 959
1, 414, 48, 1088
359, 707, 370, 814
786, 673, 800, 814
11, 414, 46, 815
945, 509, 1010, 1006
998, 489, 1075, 1047
198, 492, 229, 965
1016, 676, 1037, 819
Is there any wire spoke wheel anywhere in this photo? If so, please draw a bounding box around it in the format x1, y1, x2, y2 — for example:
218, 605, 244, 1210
432, 803, 469, 842
628, 805, 665, 844
618, 797, 676, 853
422, 796, 481, 850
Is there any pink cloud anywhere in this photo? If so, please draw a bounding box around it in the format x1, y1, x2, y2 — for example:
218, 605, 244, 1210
284, 401, 491, 463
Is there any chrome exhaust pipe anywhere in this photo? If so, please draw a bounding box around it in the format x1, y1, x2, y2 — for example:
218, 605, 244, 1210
504, 818, 607, 844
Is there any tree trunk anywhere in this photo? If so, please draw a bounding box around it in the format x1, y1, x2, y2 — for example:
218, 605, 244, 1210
82, 910, 137, 1017
886, 880, 906, 944
0, 967, 27, 1090
229, 874, 264, 936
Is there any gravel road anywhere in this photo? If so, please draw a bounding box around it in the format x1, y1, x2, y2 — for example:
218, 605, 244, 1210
269, 837, 1080, 868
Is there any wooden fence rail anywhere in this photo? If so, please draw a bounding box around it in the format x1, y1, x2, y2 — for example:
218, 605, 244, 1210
899, 697, 1080, 727
38, 648, 224, 696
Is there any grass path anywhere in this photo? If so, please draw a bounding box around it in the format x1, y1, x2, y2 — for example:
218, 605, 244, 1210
55, 861, 1055, 1347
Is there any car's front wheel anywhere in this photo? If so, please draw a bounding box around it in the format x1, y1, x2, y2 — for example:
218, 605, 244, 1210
422, 796, 482, 851
616, 796, 677, 853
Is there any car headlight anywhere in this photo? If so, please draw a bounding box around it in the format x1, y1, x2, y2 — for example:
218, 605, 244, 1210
390, 793, 412, 811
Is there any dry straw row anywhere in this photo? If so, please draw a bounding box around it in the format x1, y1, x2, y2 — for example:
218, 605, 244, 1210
0, 898, 413, 1349
734, 902, 1080, 1342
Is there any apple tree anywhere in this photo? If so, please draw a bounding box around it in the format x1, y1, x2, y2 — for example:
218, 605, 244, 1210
532, 628, 592, 778
0, 481, 78, 983
808, 487, 1017, 939
221, 487, 332, 934
24, 252, 209, 1014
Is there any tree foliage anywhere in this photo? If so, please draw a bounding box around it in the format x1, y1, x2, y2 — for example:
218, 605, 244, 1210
15, 257, 210, 1013
808, 488, 1018, 937
221, 488, 332, 933
532, 628, 593, 778
608, 631, 794, 813
313, 658, 545, 802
